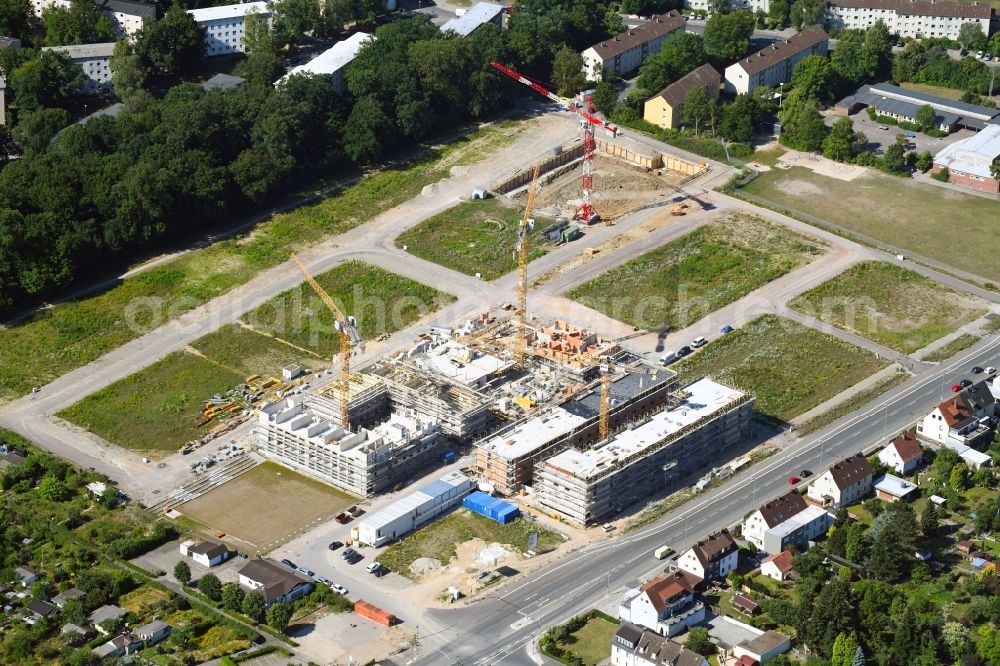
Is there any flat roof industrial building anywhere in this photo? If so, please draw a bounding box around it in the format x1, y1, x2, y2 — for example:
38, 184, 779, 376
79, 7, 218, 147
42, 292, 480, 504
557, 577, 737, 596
835, 83, 1000, 131
356, 471, 472, 546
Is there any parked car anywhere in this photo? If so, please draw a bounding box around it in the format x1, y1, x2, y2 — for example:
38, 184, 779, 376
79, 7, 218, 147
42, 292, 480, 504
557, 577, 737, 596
346, 553, 362, 564
691, 336, 707, 348
296, 566, 313, 577
677, 345, 692, 357
366, 562, 381, 574
977, 51, 984, 59
281, 559, 296, 569
800, 469, 813, 478
602, 523, 616, 533
788, 475, 800, 484
328, 541, 344, 551
340, 548, 356, 560
317, 576, 331, 585
660, 350, 678, 366
952, 383, 963, 392
972, 366, 984, 374
334, 512, 351, 524
986, 366, 997, 374
372, 565, 388, 578
960, 48, 969, 56
878, 125, 889, 130
985, 53, 993, 61
331, 583, 348, 595
720, 325, 734, 334
960, 378, 973, 388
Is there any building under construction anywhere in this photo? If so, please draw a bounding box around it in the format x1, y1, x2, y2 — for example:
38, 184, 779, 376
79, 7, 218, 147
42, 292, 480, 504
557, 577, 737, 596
476, 368, 680, 495
535, 378, 754, 525
255, 398, 443, 497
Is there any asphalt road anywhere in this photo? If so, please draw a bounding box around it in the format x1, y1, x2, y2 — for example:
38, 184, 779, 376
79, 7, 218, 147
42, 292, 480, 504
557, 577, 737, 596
405, 334, 1000, 666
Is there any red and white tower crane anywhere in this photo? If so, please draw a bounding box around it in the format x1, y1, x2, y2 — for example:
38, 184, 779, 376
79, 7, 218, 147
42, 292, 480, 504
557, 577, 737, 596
490, 60, 618, 226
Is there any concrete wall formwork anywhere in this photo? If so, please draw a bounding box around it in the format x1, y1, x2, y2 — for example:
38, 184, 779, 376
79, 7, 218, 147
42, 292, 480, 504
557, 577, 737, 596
493, 143, 585, 194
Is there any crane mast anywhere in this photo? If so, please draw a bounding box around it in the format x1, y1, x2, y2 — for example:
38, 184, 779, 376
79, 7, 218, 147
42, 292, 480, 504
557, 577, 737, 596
291, 254, 364, 429
516, 162, 542, 366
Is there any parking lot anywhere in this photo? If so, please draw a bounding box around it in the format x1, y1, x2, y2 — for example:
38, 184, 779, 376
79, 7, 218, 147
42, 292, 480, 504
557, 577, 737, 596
825, 109, 976, 156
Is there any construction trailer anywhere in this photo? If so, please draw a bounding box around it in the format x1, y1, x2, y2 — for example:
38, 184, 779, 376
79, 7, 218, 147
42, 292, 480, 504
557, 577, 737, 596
534, 378, 754, 525
356, 471, 472, 546
254, 399, 443, 497
463, 491, 520, 524
475, 368, 678, 495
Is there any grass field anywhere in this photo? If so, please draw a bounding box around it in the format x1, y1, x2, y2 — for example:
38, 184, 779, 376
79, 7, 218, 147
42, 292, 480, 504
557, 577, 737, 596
556, 616, 619, 666
180, 462, 355, 549
788, 261, 988, 354
923, 333, 981, 362
376, 509, 562, 579
58, 352, 243, 452
119, 586, 171, 616
190, 323, 325, 377
674, 315, 890, 421
0, 120, 522, 404
568, 213, 823, 330
740, 167, 1000, 282
395, 198, 550, 280
796, 370, 910, 435
899, 81, 969, 101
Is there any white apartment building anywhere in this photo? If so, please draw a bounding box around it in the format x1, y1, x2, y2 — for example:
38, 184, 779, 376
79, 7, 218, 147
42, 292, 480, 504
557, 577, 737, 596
42, 42, 115, 93
277, 32, 373, 92
581, 11, 685, 81
684, 0, 770, 12
743, 491, 833, 555
825, 0, 992, 41
188, 2, 271, 57
724, 25, 829, 95
618, 573, 705, 638
917, 381, 996, 447
805, 453, 873, 509
32, 0, 154, 38
255, 397, 442, 497
612, 623, 709, 666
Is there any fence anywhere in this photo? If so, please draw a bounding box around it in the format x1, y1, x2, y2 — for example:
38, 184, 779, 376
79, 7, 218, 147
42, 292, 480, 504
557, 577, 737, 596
493, 143, 584, 194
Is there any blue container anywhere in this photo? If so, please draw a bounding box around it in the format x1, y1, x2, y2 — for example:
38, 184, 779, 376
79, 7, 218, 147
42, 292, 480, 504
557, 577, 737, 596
441, 450, 457, 464
464, 491, 520, 524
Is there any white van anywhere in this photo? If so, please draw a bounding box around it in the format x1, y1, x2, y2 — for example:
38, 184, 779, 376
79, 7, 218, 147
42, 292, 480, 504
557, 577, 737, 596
691, 336, 707, 348
660, 351, 678, 366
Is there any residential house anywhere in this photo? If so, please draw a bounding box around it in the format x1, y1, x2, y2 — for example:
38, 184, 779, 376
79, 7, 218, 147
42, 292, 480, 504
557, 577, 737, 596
733, 630, 792, 664
642, 64, 721, 130
0, 449, 27, 469
52, 587, 85, 608
611, 622, 709, 666
134, 619, 171, 646
824, 0, 993, 42
188, 2, 272, 57
618, 571, 705, 637
723, 26, 828, 95
92, 633, 141, 659
760, 550, 794, 581
179, 540, 231, 567
878, 432, 924, 475
873, 473, 918, 502
41, 43, 115, 94
96, 0, 155, 38
676, 529, 738, 583
807, 454, 873, 509
89, 604, 126, 634
60, 623, 95, 643
732, 592, 761, 616
581, 11, 685, 81
742, 491, 833, 554
917, 382, 996, 447
27, 599, 59, 621
238, 559, 313, 606
440, 2, 506, 37
933, 124, 1000, 194
15, 566, 40, 586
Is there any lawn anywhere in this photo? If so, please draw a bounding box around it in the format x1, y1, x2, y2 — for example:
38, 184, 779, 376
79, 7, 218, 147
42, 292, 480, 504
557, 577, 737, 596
568, 213, 824, 330
796, 370, 910, 435
119, 586, 172, 616
899, 81, 969, 101
376, 509, 563, 579
189, 323, 326, 378
180, 462, 355, 550
740, 166, 1000, 282
0, 119, 521, 404
395, 198, 550, 280
244, 261, 454, 357
556, 615, 620, 666
58, 351, 244, 452
788, 261, 988, 354
673, 315, 890, 421
923, 333, 982, 362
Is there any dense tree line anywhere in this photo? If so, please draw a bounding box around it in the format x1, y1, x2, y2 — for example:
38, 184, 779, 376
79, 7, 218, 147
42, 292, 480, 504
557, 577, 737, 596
893, 39, 999, 95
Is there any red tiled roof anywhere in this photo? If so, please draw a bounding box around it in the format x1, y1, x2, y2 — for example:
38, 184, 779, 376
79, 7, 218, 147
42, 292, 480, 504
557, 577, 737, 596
639, 572, 693, 612
938, 396, 973, 427
762, 549, 794, 574
889, 433, 923, 463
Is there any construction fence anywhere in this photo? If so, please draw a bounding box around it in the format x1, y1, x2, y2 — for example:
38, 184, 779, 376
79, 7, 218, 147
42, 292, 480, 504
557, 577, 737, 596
493, 143, 584, 194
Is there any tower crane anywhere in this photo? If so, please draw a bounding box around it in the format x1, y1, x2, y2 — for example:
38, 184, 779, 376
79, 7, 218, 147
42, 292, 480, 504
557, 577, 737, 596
515, 161, 542, 367
291, 254, 364, 429
490, 60, 618, 227
598, 363, 662, 440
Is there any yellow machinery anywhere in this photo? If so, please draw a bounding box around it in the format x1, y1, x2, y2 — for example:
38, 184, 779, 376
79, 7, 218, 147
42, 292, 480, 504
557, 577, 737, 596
291, 254, 364, 429
515, 162, 542, 367
598, 363, 661, 440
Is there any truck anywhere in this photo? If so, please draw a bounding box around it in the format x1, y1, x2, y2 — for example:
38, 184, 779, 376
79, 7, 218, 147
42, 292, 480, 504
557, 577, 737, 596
654, 545, 675, 560
441, 450, 457, 464
335, 512, 352, 524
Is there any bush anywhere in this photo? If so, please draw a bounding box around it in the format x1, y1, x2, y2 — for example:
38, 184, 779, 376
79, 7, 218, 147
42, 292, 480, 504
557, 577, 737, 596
931, 166, 949, 182
865, 106, 877, 120
927, 128, 948, 137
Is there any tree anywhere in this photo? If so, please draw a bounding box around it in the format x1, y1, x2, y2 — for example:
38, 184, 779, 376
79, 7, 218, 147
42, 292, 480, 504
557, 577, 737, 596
789, 0, 824, 29
719, 93, 761, 143
778, 91, 827, 151
950, 462, 969, 490
766, 0, 789, 28
42, 0, 115, 46
242, 591, 266, 623
703, 10, 755, 63
198, 573, 222, 601
823, 117, 864, 162
267, 601, 293, 632
958, 22, 986, 51
135, 4, 205, 74
831, 31, 877, 84
591, 80, 618, 115
343, 96, 390, 164
832, 632, 859, 666
915, 151, 933, 173
0, 0, 31, 40
551, 44, 585, 94
864, 21, 892, 78
851, 646, 866, 666
109, 40, 146, 102
792, 54, 834, 101
173, 560, 191, 586
915, 104, 937, 132
803, 576, 856, 656
979, 628, 1000, 666
881, 140, 907, 174
11, 108, 71, 154
991, 156, 1000, 183
942, 622, 968, 660
37, 474, 68, 501
681, 85, 715, 136
9, 50, 85, 112
636, 31, 707, 95
685, 627, 713, 655
221, 583, 245, 612
270, 0, 320, 47
920, 503, 939, 535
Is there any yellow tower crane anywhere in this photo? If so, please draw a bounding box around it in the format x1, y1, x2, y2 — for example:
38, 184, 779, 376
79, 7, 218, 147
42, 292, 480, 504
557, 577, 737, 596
515, 162, 542, 367
291, 254, 364, 429
598, 363, 662, 440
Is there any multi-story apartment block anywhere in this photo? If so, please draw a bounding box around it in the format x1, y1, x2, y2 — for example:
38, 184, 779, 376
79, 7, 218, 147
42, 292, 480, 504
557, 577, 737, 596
825, 0, 992, 41
188, 2, 271, 57
581, 11, 685, 81
42, 42, 115, 93
33, 0, 154, 38
724, 25, 828, 95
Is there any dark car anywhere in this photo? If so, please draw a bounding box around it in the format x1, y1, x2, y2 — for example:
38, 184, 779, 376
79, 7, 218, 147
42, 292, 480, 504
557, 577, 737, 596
372, 565, 389, 577
340, 547, 356, 560
972, 366, 984, 374
960, 378, 973, 388
281, 559, 296, 569
800, 469, 813, 478
346, 552, 362, 564
328, 541, 344, 551
677, 345, 692, 357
